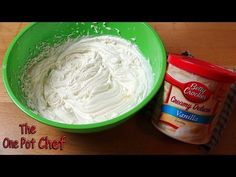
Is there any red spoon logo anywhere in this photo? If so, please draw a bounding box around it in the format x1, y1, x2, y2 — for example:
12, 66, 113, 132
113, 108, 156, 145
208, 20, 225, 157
183, 82, 210, 103
165, 74, 211, 103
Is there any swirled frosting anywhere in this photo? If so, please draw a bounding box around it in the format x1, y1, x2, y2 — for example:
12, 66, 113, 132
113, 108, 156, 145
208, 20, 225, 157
22, 36, 153, 124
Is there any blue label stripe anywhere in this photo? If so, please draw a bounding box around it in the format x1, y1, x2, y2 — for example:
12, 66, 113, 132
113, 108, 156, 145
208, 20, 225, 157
161, 105, 213, 124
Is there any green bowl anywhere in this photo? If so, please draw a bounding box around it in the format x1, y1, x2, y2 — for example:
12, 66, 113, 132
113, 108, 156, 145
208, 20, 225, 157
2, 22, 166, 133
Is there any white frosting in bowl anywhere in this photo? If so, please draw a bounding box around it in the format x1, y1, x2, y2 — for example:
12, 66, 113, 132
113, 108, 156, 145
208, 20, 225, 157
22, 36, 153, 124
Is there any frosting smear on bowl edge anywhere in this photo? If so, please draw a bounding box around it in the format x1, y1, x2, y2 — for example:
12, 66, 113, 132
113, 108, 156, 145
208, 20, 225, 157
21, 35, 153, 124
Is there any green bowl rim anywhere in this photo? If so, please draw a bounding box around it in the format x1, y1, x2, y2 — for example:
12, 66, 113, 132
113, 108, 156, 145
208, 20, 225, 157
2, 22, 166, 131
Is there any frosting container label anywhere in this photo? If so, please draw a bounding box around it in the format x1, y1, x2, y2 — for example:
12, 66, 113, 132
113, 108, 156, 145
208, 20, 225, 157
152, 63, 230, 144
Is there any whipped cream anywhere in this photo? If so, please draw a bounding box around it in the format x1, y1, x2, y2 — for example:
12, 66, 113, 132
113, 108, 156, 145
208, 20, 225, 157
22, 36, 153, 124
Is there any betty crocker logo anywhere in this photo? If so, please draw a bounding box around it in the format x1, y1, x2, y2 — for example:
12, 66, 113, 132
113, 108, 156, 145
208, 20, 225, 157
165, 74, 211, 103
183, 82, 211, 103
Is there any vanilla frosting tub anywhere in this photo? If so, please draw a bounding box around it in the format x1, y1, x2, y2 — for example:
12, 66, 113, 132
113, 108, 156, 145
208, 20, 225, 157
152, 54, 236, 144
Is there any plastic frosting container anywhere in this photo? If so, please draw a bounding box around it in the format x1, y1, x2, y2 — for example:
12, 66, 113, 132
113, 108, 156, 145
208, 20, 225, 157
152, 54, 236, 144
